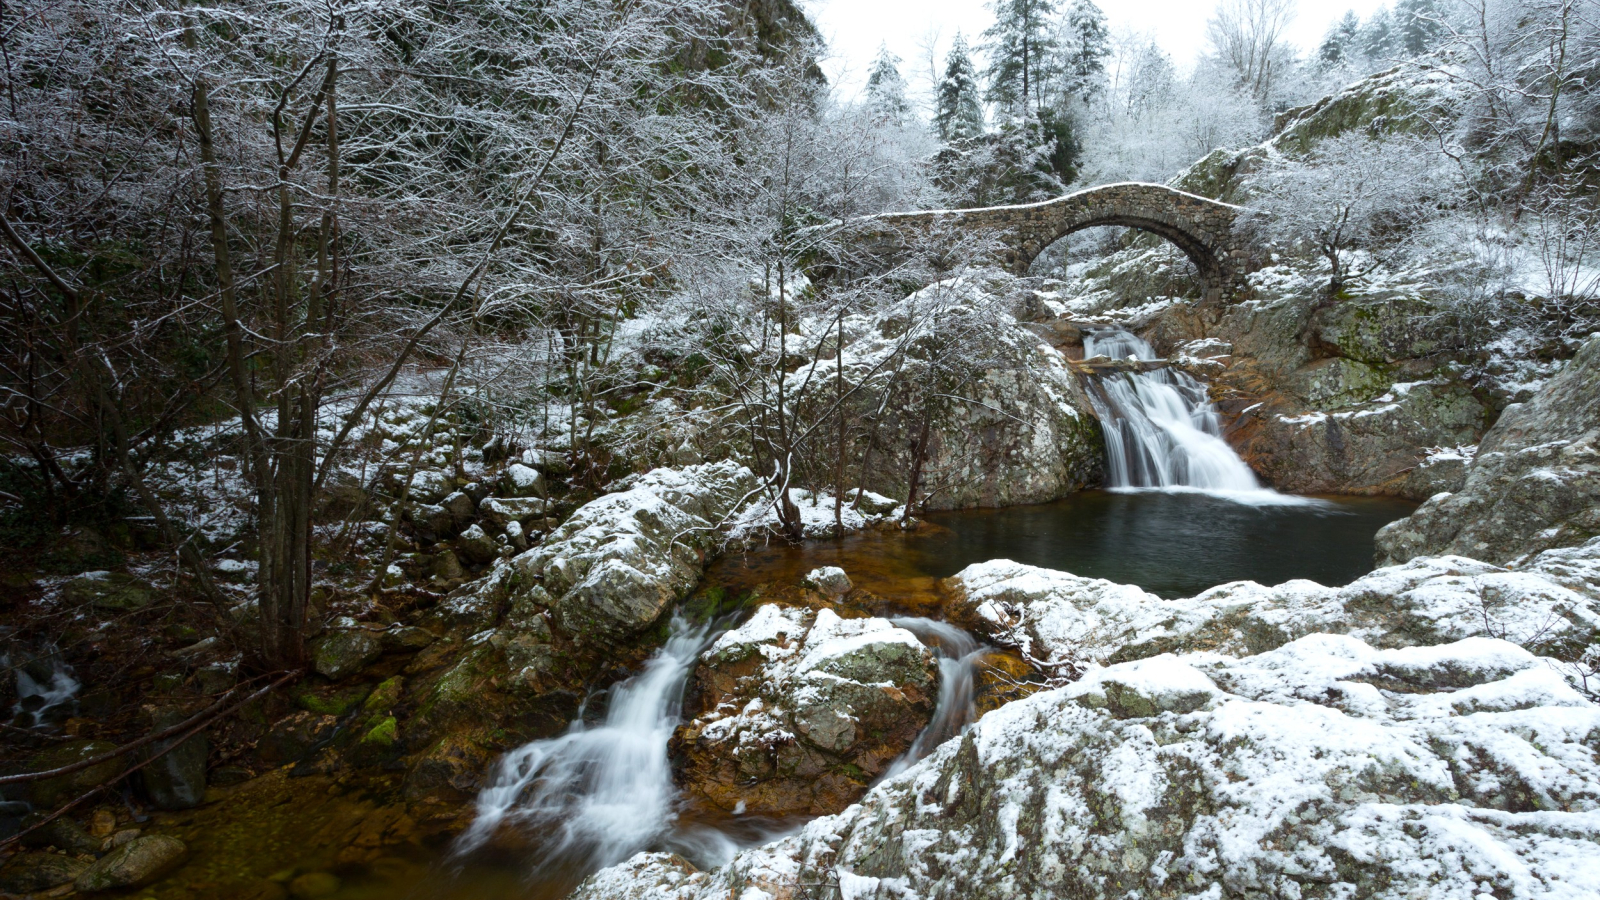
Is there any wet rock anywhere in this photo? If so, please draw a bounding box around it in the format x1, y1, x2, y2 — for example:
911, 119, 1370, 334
511, 462, 760, 640
20, 813, 103, 855
0, 852, 90, 893
803, 566, 852, 598
256, 711, 338, 765
62, 571, 155, 611
1378, 334, 1600, 565
139, 707, 208, 810
26, 740, 122, 808
673, 605, 937, 818
579, 635, 1600, 900
454, 523, 498, 565
75, 834, 188, 892
311, 629, 383, 680
288, 871, 342, 899
500, 463, 545, 497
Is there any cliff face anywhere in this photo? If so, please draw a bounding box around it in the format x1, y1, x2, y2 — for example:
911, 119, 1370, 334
1377, 333, 1600, 566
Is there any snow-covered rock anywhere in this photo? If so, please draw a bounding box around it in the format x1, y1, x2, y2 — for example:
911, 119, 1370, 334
509, 462, 760, 640
576, 634, 1600, 900
948, 542, 1600, 670
671, 605, 937, 818
1379, 333, 1600, 566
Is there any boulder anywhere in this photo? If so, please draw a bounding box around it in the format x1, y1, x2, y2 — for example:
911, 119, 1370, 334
577, 635, 1600, 900
256, 712, 338, 765
509, 462, 760, 640
18, 813, 102, 855
478, 496, 549, 530
673, 605, 937, 818
310, 629, 383, 680
803, 566, 852, 598
454, 524, 498, 565
0, 852, 90, 893
62, 572, 155, 611
75, 834, 188, 892
1378, 334, 1600, 565
947, 545, 1600, 668
138, 707, 207, 810
523, 448, 571, 475
26, 740, 122, 808
500, 463, 545, 497
439, 490, 477, 529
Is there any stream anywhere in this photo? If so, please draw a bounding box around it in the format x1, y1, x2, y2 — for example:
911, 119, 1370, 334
408, 326, 1416, 898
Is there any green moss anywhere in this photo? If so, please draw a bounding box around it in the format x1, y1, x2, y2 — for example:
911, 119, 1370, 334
362, 676, 404, 715
293, 683, 372, 717
361, 716, 399, 749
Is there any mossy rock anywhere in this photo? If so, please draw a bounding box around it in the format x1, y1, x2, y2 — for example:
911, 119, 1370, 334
75, 834, 188, 892
294, 682, 373, 716
27, 739, 123, 808
62, 572, 156, 611
362, 676, 404, 715
0, 852, 90, 893
310, 629, 383, 681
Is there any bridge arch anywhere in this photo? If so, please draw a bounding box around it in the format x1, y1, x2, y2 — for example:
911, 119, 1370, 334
866, 183, 1250, 301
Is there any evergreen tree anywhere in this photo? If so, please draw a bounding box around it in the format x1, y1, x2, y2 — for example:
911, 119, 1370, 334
1061, 0, 1111, 103
866, 43, 910, 124
936, 34, 986, 141
1319, 11, 1362, 68
1360, 6, 1397, 62
1395, 0, 1445, 55
983, 0, 1059, 118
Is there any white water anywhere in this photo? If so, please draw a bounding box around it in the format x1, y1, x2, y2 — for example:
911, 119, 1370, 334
458, 617, 737, 871
885, 618, 984, 779
3, 651, 80, 729
461, 613, 988, 879
1083, 329, 1308, 505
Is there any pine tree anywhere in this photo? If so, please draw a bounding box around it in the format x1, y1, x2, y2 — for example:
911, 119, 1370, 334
1360, 6, 1397, 62
936, 34, 986, 141
1061, 0, 1111, 103
1319, 11, 1361, 68
866, 43, 910, 124
1395, 0, 1444, 56
983, 0, 1059, 118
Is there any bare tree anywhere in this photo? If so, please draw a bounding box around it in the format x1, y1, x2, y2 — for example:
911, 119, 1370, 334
1206, 0, 1299, 102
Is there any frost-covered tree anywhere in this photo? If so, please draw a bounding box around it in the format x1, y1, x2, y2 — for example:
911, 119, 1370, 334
1319, 11, 1363, 68
1360, 7, 1399, 61
1061, 0, 1112, 102
937, 34, 987, 140
1238, 135, 1453, 292
1396, 0, 1447, 54
867, 43, 911, 124
1206, 0, 1298, 100
984, 0, 1060, 117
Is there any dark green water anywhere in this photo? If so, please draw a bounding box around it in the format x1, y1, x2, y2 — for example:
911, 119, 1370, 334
707, 490, 1418, 602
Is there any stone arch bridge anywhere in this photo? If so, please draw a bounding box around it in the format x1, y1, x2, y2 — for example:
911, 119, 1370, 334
860, 182, 1251, 301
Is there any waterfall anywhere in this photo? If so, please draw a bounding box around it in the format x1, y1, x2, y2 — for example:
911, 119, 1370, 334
3, 651, 80, 729
459, 613, 989, 883
1082, 328, 1279, 498
458, 617, 734, 871
884, 617, 984, 779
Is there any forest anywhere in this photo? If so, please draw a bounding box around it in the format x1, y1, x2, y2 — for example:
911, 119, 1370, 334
3, 0, 1600, 898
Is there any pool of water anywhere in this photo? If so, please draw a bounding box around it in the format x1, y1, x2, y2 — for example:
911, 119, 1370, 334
705, 490, 1418, 602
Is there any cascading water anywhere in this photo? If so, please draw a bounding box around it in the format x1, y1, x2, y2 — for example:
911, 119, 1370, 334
458, 617, 737, 874
884, 618, 983, 779
460, 613, 989, 885
3, 651, 80, 729
1082, 328, 1270, 496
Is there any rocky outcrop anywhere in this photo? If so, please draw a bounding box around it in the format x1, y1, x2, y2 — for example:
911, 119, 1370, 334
508, 461, 760, 640
577, 633, 1600, 900
948, 542, 1600, 668
823, 272, 1104, 510
672, 605, 937, 818
1378, 334, 1600, 566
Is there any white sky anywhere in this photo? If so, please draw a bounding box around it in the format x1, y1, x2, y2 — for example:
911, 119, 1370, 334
803, 0, 1392, 101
